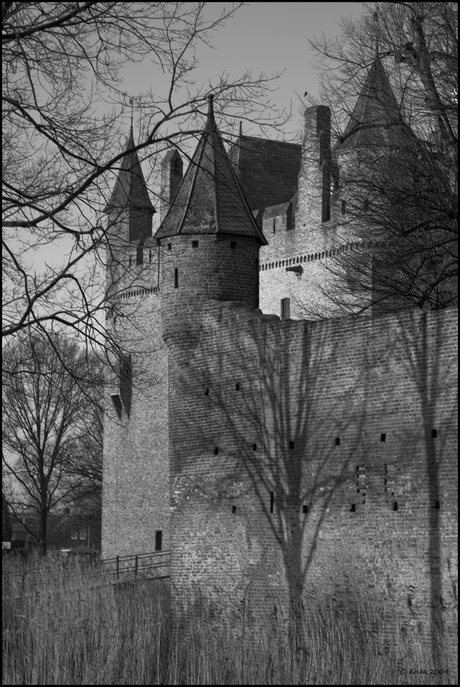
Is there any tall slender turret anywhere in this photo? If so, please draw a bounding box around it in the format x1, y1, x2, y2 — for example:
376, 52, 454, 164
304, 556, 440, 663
104, 128, 155, 291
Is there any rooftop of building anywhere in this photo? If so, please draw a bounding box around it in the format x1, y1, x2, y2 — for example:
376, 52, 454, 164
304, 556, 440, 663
155, 95, 267, 245
104, 128, 155, 214
229, 134, 301, 212
335, 58, 415, 152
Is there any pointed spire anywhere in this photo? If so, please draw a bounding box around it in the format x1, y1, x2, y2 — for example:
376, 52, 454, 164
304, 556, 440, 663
104, 129, 155, 214
155, 96, 267, 244
130, 97, 134, 136
374, 7, 380, 59
336, 59, 414, 151
207, 93, 215, 123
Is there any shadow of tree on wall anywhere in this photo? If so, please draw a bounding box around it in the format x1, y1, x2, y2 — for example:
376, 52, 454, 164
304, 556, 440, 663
167, 304, 371, 635
397, 309, 458, 664
166, 302, 457, 659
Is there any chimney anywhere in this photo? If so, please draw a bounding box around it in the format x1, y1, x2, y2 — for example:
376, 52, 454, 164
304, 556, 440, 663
298, 106, 331, 234
160, 149, 183, 222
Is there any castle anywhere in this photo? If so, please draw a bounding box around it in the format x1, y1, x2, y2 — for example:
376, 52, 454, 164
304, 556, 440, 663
101, 59, 458, 641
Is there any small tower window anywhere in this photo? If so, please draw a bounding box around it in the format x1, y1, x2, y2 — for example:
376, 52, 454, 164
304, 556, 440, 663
174, 268, 179, 289
155, 530, 162, 551
273, 218, 276, 234
230, 242, 237, 249
167, 243, 172, 251
149, 249, 152, 263
136, 245, 143, 266
192, 241, 199, 248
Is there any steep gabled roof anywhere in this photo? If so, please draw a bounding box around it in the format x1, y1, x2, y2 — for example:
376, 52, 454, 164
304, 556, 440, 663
104, 128, 155, 214
230, 135, 301, 211
336, 59, 415, 152
155, 96, 267, 245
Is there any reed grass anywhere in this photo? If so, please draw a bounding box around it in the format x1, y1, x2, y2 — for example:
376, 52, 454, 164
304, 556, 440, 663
2, 554, 457, 685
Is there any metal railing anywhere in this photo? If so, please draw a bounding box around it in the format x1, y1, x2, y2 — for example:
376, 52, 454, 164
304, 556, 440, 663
101, 550, 170, 581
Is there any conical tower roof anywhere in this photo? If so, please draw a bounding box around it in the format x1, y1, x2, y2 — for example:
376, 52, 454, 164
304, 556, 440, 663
336, 59, 414, 152
155, 96, 267, 245
104, 128, 155, 214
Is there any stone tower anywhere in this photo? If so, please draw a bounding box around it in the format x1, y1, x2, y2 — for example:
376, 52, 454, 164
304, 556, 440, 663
103, 127, 155, 292
155, 95, 267, 346
101, 129, 170, 560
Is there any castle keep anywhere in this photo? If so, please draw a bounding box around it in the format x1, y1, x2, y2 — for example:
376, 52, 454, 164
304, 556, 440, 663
102, 60, 457, 636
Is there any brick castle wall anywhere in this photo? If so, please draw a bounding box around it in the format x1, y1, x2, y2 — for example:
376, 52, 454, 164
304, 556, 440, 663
166, 302, 457, 626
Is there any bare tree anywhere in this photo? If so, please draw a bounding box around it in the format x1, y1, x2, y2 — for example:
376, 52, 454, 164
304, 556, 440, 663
63, 396, 103, 515
2, 1, 285, 344
304, 1, 457, 317
2, 329, 102, 554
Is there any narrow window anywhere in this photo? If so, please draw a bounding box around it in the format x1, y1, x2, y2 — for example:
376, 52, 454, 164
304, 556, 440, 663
302, 505, 309, 514
79, 529, 86, 541
341, 199, 346, 215
335, 437, 340, 446
71, 530, 77, 540
281, 297, 290, 321
289, 441, 294, 449
433, 500, 440, 509
192, 240, 199, 248
232, 506, 237, 514
431, 429, 438, 438
119, 354, 132, 418
350, 504, 356, 512
230, 242, 237, 249
214, 447, 219, 455
205, 388, 209, 396
392, 502, 398, 511
136, 245, 143, 265
273, 218, 276, 234
252, 443, 257, 451
381, 433, 386, 442
155, 530, 162, 551
174, 268, 179, 289
235, 383, 240, 391
110, 393, 122, 419
128, 255, 132, 267
270, 491, 274, 514
167, 243, 172, 251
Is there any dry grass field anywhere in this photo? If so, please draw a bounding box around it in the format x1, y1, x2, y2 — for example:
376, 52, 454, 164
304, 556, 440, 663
2, 554, 457, 685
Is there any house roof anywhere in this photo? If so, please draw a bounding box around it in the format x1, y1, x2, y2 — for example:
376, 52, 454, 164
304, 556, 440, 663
336, 59, 415, 152
155, 96, 267, 245
229, 135, 301, 211
104, 128, 155, 214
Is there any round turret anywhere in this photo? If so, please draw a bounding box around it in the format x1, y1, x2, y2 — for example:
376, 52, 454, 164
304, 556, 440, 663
159, 234, 260, 343
154, 95, 266, 345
